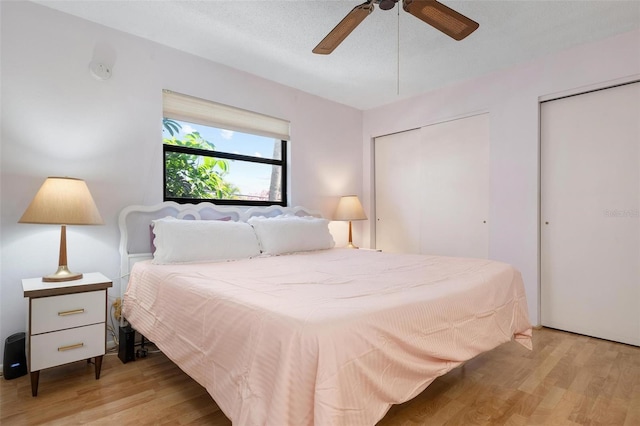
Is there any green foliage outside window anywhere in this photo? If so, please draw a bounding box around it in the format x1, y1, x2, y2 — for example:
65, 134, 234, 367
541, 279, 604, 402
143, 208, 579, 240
163, 118, 240, 199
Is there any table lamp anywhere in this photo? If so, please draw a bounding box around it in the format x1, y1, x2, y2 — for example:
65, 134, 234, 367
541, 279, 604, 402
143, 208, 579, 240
19, 177, 103, 282
334, 195, 367, 249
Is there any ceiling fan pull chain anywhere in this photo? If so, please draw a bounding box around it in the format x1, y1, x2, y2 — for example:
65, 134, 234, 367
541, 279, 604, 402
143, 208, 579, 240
397, 3, 400, 96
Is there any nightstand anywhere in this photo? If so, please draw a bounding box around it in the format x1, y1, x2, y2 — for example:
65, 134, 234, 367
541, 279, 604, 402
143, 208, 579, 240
22, 272, 112, 397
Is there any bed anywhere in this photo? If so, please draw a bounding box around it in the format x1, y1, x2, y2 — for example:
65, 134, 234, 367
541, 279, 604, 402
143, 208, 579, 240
119, 202, 532, 425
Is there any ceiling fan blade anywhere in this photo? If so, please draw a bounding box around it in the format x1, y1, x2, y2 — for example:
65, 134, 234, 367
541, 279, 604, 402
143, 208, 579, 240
402, 0, 479, 41
313, 2, 374, 55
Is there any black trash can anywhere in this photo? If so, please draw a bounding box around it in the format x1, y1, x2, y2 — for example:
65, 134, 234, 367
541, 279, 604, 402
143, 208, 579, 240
3, 332, 28, 380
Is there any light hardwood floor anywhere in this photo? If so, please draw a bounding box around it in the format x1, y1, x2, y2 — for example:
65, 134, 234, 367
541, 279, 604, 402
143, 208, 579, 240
1, 327, 639, 425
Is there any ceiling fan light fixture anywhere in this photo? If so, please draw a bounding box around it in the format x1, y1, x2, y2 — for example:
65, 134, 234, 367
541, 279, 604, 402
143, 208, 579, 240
378, 0, 398, 11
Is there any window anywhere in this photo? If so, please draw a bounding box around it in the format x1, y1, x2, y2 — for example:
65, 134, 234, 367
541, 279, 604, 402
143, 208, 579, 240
162, 90, 289, 206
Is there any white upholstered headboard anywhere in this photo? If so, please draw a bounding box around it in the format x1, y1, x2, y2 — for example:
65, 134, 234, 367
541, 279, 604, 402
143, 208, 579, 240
118, 201, 321, 298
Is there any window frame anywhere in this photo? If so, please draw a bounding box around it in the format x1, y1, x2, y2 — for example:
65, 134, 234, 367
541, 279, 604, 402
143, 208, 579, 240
163, 136, 288, 207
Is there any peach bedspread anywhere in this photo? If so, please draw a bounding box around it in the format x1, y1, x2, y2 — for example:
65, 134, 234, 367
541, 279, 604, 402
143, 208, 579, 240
123, 248, 532, 425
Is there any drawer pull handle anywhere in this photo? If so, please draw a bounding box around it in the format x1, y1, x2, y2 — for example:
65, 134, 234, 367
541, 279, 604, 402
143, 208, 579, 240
58, 309, 85, 316
58, 343, 84, 352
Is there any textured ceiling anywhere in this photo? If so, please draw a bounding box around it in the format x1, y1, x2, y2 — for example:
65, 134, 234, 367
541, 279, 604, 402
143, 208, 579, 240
33, 0, 640, 110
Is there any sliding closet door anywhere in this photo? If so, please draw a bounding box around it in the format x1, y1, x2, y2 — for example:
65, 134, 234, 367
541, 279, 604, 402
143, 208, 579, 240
375, 129, 422, 253
374, 114, 489, 258
541, 82, 640, 346
419, 114, 489, 258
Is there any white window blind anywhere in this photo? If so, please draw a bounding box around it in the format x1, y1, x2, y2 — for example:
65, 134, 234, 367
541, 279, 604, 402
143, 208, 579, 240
163, 90, 290, 141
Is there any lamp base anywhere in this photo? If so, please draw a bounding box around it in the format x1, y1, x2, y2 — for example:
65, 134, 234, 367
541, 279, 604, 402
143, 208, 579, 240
42, 266, 83, 283
346, 220, 359, 249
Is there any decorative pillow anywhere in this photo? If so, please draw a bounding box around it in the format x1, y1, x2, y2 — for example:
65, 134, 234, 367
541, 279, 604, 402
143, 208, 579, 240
149, 216, 231, 254
248, 215, 335, 255
151, 217, 260, 264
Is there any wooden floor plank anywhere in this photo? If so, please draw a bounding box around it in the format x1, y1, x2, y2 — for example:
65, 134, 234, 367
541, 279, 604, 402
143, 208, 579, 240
1, 328, 638, 425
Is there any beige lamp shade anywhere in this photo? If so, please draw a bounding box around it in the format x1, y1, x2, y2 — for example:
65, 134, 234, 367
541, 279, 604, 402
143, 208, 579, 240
334, 195, 367, 221
19, 177, 103, 225
334, 195, 367, 249
19, 177, 103, 282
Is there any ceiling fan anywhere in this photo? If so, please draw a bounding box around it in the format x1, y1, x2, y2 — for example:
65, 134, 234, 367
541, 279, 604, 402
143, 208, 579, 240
312, 0, 479, 55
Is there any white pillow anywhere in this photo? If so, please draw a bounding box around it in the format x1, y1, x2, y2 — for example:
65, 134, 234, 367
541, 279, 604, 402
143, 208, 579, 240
248, 215, 335, 255
151, 217, 260, 264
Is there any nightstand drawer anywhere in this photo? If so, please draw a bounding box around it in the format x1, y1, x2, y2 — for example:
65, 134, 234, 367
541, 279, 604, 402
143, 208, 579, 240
31, 291, 106, 334
30, 323, 105, 371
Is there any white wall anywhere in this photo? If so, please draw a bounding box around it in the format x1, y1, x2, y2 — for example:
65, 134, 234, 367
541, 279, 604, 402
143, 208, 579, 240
362, 29, 640, 325
0, 1, 363, 365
